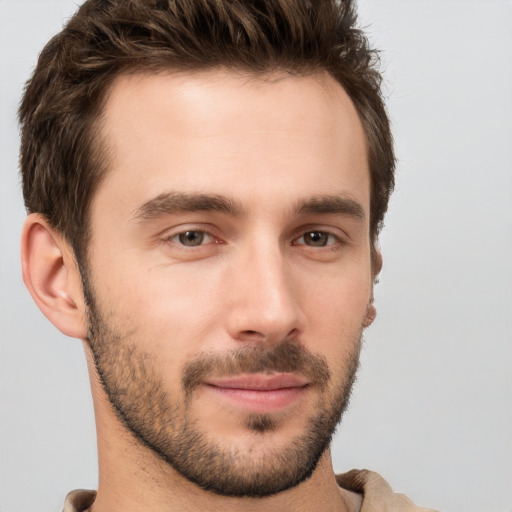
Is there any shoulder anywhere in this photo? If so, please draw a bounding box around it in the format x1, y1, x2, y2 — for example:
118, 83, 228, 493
62, 489, 96, 512
336, 469, 439, 512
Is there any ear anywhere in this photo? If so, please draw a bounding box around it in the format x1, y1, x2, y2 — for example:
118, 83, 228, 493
371, 243, 383, 279
21, 213, 87, 339
363, 244, 383, 328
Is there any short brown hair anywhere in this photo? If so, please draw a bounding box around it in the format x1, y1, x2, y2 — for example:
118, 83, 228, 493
19, 0, 395, 262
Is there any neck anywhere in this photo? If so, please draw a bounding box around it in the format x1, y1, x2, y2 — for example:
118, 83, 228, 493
93, 439, 357, 512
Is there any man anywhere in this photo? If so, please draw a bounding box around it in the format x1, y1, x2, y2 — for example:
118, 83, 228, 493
18, 0, 436, 510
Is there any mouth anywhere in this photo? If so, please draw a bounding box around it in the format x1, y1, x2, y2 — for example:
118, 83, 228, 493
202, 373, 310, 414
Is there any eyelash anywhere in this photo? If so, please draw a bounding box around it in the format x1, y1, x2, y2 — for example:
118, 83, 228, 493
292, 231, 341, 248
161, 228, 344, 250
161, 228, 218, 248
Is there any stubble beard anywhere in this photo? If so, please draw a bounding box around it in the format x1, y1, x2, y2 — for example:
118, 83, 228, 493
83, 280, 362, 498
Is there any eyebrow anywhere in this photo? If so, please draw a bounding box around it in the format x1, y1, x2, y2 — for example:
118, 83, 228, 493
132, 192, 245, 221
295, 195, 366, 221
132, 191, 366, 223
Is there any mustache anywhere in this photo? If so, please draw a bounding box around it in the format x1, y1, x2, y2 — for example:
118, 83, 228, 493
182, 340, 330, 394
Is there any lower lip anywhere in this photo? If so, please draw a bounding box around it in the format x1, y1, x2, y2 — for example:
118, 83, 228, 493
204, 385, 307, 414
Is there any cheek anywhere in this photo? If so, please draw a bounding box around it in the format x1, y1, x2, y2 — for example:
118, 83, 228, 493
94, 260, 226, 355
301, 261, 373, 320
299, 269, 371, 356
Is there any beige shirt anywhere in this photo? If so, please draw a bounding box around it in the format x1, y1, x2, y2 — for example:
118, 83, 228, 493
63, 469, 438, 511
336, 470, 439, 511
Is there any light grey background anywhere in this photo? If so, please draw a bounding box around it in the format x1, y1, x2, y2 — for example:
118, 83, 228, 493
1, 1, 511, 511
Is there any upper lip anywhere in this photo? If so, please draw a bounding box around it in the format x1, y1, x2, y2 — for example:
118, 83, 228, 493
203, 373, 310, 391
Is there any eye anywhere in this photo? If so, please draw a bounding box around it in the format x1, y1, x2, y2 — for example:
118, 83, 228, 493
171, 230, 214, 247
295, 231, 338, 247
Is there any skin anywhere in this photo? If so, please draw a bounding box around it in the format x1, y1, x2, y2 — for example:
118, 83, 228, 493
22, 69, 380, 512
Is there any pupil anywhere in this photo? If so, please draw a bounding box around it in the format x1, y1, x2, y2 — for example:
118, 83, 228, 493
306, 232, 327, 246
179, 231, 204, 246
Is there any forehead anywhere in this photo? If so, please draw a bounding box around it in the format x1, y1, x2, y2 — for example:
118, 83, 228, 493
94, 69, 369, 220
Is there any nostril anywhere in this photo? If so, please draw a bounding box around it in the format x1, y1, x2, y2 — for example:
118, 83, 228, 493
236, 329, 268, 343
240, 330, 264, 339
286, 328, 299, 340
236, 328, 300, 344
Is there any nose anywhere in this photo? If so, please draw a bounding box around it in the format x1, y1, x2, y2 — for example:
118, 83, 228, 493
224, 240, 305, 345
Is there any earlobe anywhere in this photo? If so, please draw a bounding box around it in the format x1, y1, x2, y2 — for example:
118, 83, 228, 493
363, 243, 383, 328
21, 214, 87, 339
362, 299, 377, 328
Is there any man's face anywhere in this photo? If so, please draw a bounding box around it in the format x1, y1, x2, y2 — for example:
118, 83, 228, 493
84, 70, 374, 496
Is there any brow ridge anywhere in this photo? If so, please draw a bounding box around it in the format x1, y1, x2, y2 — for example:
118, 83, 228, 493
295, 194, 366, 221
132, 191, 366, 223
132, 192, 245, 221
